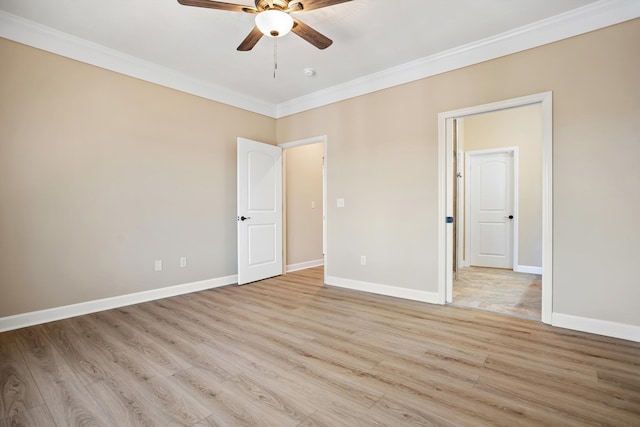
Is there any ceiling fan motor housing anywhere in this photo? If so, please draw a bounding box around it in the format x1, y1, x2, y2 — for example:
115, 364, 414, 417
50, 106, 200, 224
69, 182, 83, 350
256, 0, 292, 11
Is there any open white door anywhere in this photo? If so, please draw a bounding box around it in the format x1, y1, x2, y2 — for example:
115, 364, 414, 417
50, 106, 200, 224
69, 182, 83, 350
445, 118, 455, 303
237, 138, 283, 285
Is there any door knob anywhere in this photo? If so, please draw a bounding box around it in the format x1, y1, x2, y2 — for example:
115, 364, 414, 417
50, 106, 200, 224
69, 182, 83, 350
505, 215, 514, 220
239, 216, 251, 221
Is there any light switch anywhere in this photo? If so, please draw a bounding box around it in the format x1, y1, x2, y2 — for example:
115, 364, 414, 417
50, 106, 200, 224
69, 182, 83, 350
337, 198, 345, 208
311, 201, 316, 209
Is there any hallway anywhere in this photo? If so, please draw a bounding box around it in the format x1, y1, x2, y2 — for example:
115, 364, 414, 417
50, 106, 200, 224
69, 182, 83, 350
452, 266, 541, 320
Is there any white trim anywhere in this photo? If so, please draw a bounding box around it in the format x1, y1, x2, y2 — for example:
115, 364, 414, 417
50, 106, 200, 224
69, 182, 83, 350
540, 93, 554, 325
455, 119, 465, 270
437, 116, 448, 304
513, 149, 520, 271
286, 259, 324, 273
325, 276, 441, 305
438, 92, 553, 324
463, 146, 470, 271
276, 0, 640, 118
278, 135, 327, 149
0, 11, 276, 118
515, 265, 543, 275
552, 313, 640, 343
0, 274, 238, 333
2, 1, 638, 119
445, 119, 455, 303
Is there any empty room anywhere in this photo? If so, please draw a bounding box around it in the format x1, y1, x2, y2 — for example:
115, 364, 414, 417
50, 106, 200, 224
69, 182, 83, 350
1, 0, 639, 425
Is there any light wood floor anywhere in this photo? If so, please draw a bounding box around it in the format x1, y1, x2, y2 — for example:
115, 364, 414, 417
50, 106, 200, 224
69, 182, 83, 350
453, 267, 542, 320
1, 267, 639, 426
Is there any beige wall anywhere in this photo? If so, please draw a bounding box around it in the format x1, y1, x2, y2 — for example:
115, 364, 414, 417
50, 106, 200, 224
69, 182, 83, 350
462, 104, 543, 267
284, 143, 324, 267
0, 38, 275, 317
2, 19, 640, 329
278, 19, 640, 326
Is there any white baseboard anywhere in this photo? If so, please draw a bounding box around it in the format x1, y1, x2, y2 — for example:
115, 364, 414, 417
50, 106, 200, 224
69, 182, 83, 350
515, 265, 543, 274
325, 276, 442, 305
286, 259, 324, 273
0, 274, 238, 333
552, 313, 640, 343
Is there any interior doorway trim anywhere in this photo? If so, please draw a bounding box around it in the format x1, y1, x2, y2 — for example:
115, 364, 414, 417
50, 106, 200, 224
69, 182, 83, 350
278, 135, 328, 278
437, 92, 553, 324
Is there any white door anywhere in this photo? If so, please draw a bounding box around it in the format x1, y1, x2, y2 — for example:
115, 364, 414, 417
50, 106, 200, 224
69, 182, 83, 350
237, 137, 283, 285
469, 151, 514, 269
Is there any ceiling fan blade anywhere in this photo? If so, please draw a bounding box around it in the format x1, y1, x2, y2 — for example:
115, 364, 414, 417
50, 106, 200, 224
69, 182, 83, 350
293, 0, 352, 12
291, 19, 332, 49
237, 26, 264, 51
177, 0, 256, 13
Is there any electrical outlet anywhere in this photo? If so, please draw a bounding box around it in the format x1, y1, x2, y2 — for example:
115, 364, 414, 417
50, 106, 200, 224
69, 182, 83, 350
180, 257, 187, 268
154, 260, 162, 271
360, 255, 366, 265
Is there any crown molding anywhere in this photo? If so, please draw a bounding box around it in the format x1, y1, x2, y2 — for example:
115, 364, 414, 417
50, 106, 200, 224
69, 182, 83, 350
2, 0, 639, 120
0, 11, 276, 118
275, 0, 640, 118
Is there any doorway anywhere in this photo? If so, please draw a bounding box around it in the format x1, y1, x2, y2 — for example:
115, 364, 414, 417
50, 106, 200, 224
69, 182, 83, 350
438, 92, 553, 324
456, 142, 542, 319
279, 136, 327, 278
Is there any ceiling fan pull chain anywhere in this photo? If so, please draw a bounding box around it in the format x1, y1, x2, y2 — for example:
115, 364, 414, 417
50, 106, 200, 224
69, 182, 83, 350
273, 37, 278, 79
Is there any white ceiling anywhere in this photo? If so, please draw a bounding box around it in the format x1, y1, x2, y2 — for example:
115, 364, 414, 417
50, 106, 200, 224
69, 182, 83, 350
1, 0, 636, 116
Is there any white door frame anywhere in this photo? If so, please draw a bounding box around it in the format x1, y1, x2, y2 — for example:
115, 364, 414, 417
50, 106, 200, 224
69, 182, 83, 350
465, 147, 519, 270
278, 135, 328, 278
438, 92, 553, 324
456, 120, 465, 270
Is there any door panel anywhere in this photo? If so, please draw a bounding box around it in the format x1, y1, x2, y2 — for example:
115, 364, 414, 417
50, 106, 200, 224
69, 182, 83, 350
248, 151, 277, 211
469, 152, 514, 269
248, 224, 277, 265
479, 222, 507, 255
237, 138, 282, 285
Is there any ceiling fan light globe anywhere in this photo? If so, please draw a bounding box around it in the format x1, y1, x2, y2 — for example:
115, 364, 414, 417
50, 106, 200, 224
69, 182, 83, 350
255, 10, 293, 38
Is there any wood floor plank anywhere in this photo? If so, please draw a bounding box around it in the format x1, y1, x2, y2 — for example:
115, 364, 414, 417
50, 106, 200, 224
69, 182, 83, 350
1, 266, 639, 426
198, 335, 381, 415
171, 366, 305, 427
369, 361, 545, 426
88, 374, 180, 427
89, 310, 193, 377
112, 304, 238, 381
0, 404, 56, 427
482, 354, 640, 414
12, 326, 115, 426
297, 397, 424, 427
68, 315, 170, 383
40, 319, 113, 386
474, 369, 634, 426
0, 341, 44, 422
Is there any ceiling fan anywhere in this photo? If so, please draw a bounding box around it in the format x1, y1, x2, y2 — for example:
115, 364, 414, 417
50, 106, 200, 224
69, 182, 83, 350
177, 0, 352, 51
